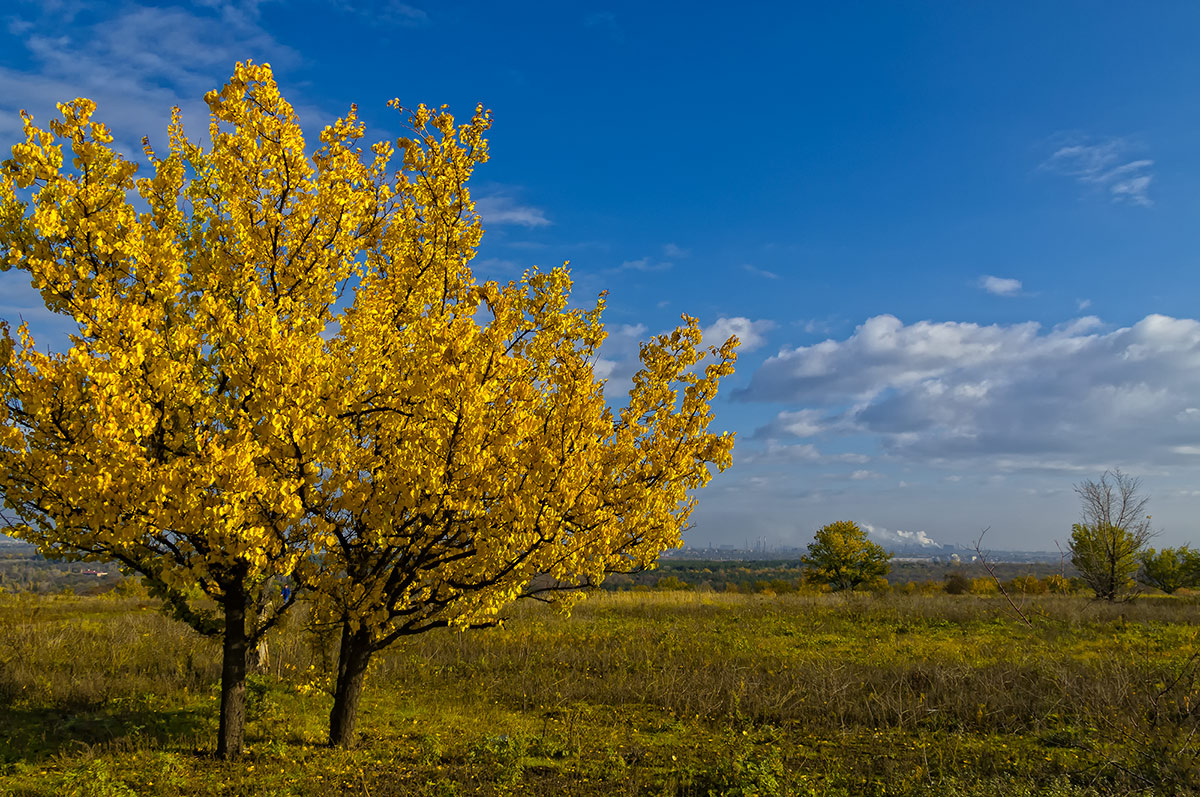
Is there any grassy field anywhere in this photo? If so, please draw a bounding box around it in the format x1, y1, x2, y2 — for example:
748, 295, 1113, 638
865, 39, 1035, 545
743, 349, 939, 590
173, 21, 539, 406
2, 589, 1199, 796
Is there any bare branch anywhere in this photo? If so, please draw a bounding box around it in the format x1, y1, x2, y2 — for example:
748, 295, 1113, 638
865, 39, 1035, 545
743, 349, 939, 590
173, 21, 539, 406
974, 528, 1032, 628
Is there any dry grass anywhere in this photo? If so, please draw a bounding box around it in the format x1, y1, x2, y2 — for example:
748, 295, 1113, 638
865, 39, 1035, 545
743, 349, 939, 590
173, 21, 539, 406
2, 589, 1199, 795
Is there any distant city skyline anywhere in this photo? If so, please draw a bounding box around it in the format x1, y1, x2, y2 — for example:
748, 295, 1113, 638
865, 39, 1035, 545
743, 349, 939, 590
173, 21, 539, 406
2, 2, 1200, 550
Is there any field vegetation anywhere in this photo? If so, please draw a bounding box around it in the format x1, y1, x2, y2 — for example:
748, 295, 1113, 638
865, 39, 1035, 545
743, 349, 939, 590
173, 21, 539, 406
2, 579, 1199, 796
605, 558, 1079, 597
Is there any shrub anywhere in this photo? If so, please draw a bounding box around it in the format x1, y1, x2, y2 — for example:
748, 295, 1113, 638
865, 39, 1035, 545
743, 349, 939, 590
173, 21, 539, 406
944, 572, 971, 595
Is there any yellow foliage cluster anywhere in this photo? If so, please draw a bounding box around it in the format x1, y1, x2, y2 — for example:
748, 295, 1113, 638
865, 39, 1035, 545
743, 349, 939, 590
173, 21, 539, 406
0, 62, 737, 653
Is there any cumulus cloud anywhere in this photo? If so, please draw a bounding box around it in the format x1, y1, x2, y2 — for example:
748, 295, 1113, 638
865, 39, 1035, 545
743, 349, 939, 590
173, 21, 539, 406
754, 409, 827, 439
741, 313, 1200, 471
1041, 136, 1155, 207
702, 317, 774, 353
980, 275, 1022, 297
741, 314, 1049, 403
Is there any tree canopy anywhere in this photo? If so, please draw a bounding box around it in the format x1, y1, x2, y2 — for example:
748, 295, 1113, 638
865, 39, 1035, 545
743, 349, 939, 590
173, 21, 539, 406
801, 520, 891, 592
0, 62, 737, 755
1136, 546, 1200, 595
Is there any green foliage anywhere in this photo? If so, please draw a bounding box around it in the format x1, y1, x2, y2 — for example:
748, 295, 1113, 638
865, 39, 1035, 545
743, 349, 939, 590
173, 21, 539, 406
1042, 574, 1072, 595
59, 761, 138, 797
801, 520, 892, 591
466, 733, 527, 784
1069, 470, 1155, 602
943, 571, 970, 595
1069, 523, 1142, 601
1137, 546, 1200, 594
1005, 574, 1049, 595
679, 730, 785, 796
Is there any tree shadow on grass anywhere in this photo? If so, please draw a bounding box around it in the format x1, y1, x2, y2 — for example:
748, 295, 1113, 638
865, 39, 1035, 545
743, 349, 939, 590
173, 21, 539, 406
0, 703, 210, 763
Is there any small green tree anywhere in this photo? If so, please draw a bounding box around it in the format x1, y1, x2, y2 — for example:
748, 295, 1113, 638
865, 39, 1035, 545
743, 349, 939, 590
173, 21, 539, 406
1068, 470, 1154, 602
1070, 523, 1144, 601
801, 520, 891, 591
1137, 546, 1200, 594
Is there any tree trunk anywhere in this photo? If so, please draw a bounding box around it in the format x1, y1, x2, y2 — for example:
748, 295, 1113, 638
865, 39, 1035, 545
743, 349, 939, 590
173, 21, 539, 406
329, 622, 374, 747
217, 581, 250, 760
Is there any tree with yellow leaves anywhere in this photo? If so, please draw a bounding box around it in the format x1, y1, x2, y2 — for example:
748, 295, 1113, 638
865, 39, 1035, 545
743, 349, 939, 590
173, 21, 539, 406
293, 84, 735, 746
317, 263, 736, 744
0, 62, 737, 756
0, 63, 389, 758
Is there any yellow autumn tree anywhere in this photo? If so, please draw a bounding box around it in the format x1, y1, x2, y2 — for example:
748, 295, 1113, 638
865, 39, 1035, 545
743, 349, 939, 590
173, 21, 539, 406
295, 91, 735, 746
0, 63, 389, 758
318, 257, 735, 743
0, 62, 738, 754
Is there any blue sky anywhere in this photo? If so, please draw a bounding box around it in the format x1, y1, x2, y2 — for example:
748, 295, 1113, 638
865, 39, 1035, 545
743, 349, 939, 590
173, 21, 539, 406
3, 0, 1200, 551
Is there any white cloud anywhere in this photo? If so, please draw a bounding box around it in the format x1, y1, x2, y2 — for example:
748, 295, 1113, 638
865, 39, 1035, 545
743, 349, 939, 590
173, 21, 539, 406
735, 440, 870, 465
1171, 446, 1200, 456
1109, 174, 1152, 206
701, 317, 774, 353
326, 1, 429, 25
862, 523, 939, 548
743, 314, 1048, 402
593, 323, 648, 398
0, 270, 77, 347
741, 263, 780, 280
1053, 316, 1103, 335
383, 1, 429, 24
618, 257, 671, 272
849, 469, 881, 480
595, 316, 773, 399
755, 409, 826, 438
797, 318, 836, 336
0, 3, 317, 160
1041, 136, 1155, 207
613, 243, 692, 273
474, 193, 551, 228
741, 313, 1200, 470
980, 275, 1022, 297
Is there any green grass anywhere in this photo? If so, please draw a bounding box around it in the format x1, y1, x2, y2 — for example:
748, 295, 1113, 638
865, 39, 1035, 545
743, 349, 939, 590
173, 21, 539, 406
2, 590, 1199, 795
